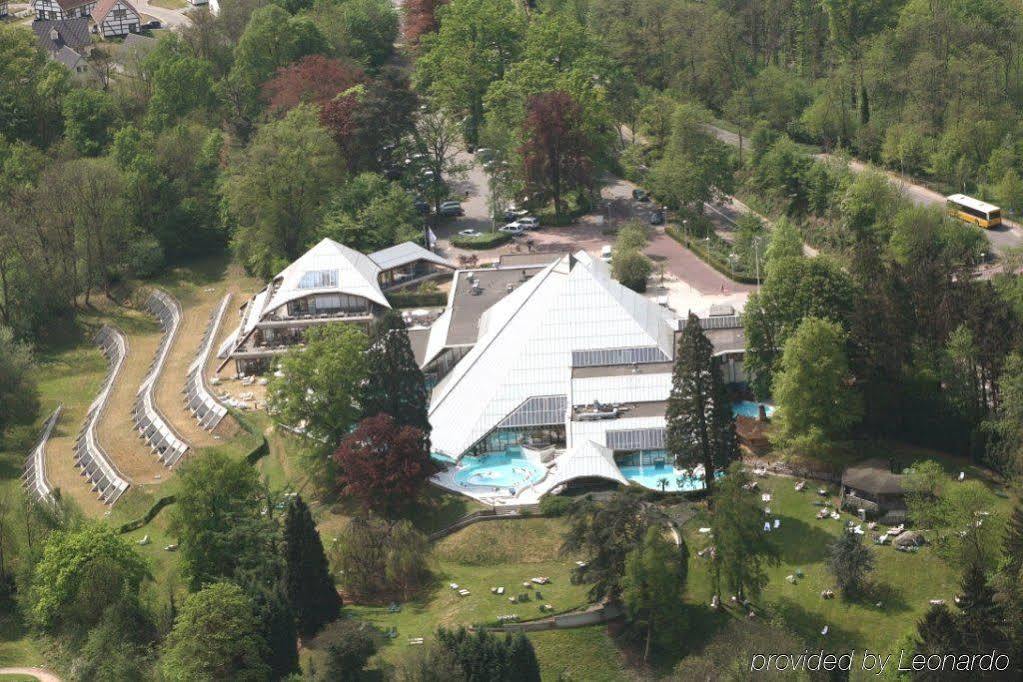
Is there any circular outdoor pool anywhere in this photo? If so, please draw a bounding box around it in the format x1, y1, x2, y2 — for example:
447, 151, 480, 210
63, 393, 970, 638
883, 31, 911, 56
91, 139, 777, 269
453, 452, 545, 489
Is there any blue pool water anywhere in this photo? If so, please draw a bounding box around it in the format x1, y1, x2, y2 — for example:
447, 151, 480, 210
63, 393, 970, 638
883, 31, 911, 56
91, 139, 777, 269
732, 401, 776, 419
451, 448, 545, 490
618, 463, 708, 492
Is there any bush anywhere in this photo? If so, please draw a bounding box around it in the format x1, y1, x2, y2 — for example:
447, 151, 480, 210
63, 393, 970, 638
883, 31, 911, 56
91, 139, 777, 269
387, 291, 448, 308
124, 237, 165, 278
450, 232, 511, 249
613, 249, 652, 292
539, 495, 575, 517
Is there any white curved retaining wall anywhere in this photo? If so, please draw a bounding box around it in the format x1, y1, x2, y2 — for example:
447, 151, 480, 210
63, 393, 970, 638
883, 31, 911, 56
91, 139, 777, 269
184, 293, 231, 431
134, 290, 189, 467
22, 405, 62, 503
75, 326, 131, 505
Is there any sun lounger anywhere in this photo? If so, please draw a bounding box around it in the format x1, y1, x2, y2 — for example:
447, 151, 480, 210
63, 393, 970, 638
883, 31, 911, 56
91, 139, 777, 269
763, 507, 771, 515
450, 583, 459, 590
698, 527, 712, 534
786, 575, 796, 584
830, 511, 841, 520
763, 522, 771, 532
408, 637, 424, 646
876, 534, 889, 545
821, 625, 829, 636
794, 481, 806, 491
458, 589, 470, 597
774, 519, 781, 529
710, 595, 720, 609
929, 599, 945, 606
497, 587, 504, 595
818, 488, 828, 496
575, 560, 587, 567
761, 493, 772, 502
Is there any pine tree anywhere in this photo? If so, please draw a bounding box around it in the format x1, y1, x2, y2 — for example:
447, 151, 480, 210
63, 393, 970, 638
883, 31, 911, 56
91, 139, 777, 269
828, 530, 875, 598
251, 582, 299, 680
665, 312, 738, 498
1003, 503, 1023, 578
361, 310, 431, 438
505, 634, 540, 682
913, 603, 960, 680
283, 495, 340, 639
956, 560, 1004, 654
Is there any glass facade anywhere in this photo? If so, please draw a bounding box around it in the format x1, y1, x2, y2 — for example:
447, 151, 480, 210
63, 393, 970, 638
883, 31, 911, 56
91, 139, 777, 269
615, 449, 669, 468
468, 425, 566, 457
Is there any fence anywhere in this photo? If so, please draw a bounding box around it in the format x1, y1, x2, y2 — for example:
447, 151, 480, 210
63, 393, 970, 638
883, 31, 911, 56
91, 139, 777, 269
184, 293, 231, 431
133, 289, 189, 467
74, 326, 131, 505
21, 405, 62, 503
426, 505, 541, 542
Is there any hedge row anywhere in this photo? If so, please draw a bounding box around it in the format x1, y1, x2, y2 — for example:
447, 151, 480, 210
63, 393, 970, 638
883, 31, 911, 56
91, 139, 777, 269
387, 291, 448, 308
451, 232, 512, 249
665, 227, 760, 285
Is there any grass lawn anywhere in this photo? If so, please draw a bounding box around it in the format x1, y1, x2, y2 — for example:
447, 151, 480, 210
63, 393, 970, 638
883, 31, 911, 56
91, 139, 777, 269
148, 0, 186, 7
680, 468, 1015, 664
302, 517, 594, 674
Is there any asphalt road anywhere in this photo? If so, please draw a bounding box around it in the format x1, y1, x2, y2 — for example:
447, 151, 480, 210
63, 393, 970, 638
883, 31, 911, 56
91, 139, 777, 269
706, 124, 1023, 257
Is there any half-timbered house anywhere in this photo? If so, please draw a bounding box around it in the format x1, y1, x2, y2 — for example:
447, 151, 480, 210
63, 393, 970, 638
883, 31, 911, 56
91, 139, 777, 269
33, 0, 96, 20
90, 0, 140, 37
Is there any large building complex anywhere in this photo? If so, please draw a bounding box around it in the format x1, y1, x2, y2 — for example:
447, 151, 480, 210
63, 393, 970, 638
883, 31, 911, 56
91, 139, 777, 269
418, 251, 747, 504
219, 238, 453, 374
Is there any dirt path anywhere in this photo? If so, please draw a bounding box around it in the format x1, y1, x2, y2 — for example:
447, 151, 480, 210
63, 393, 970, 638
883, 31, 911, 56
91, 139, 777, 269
0, 667, 63, 682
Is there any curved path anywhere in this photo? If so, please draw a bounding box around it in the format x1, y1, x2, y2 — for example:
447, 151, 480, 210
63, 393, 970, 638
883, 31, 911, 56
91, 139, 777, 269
0, 667, 62, 682
133, 0, 191, 28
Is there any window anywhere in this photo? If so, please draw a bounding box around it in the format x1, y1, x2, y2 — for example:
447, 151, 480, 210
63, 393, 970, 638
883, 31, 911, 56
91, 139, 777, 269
298, 270, 338, 289
113, 7, 126, 17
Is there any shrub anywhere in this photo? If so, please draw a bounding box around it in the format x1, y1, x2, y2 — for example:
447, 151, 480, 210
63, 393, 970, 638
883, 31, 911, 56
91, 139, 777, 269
613, 249, 652, 292
539, 495, 575, 517
451, 232, 511, 249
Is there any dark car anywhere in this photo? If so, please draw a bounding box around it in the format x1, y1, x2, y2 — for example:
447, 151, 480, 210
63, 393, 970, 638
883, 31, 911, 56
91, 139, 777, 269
439, 201, 464, 217
649, 210, 665, 226
413, 197, 430, 214
632, 188, 649, 202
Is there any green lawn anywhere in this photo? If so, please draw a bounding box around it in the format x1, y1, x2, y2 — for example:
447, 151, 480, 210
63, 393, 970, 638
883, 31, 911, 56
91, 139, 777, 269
147, 0, 186, 9
680, 470, 1015, 662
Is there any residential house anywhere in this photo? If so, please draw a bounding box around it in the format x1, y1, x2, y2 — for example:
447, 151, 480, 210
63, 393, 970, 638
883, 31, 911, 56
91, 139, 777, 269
90, 0, 140, 38
32, 18, 92, 79
841, 459, 908, 523
33, 0, 96, 20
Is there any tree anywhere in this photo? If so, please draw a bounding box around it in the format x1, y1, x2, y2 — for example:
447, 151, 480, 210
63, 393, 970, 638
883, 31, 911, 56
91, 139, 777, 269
144, 45, 216, 130
0, 24, 69, 145
27, 524, 149, 633
520, 91, 593, 217
711, 463, 780, 601
333, 414, 435, 517
75, 598, 158, 682
612, 250, 652, 293
1002, 503, 1023, 579
403, 0, 446, 46
262, 55, 365, 115
622, 527, 688, 661
411, 106, 466, 218
312, 0, 398, 69
913, 604, 961, 678
62, 89, 118, 156
827, 530, 875, 598
283, 495, 340, 639
393, 642, 467, 682
956, 559, 1004, 655
742, 255, 855, 399
323, 620, 377, 680
332, 517, 430, 599
266, 323, 368, 448
772, 317, 862, 448
361, 311, 431, 435
0, 327, 39, 444
248, 581, 299, 680
170, 451, 269, 590
648, 104, 734, 213
665, 313, 738, 498
436, 627, 539, 682
225, 104, 344, 278
160, 582, 271, 682
317, 173, 421, 252
561, 493, 658, 601
764, 217, 803, 272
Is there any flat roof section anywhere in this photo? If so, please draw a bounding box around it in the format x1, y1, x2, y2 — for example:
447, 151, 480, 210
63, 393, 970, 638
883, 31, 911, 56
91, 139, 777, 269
445, 266, 548, 346
498, 251, 568, 268
572, 361, 674, 379
407, 327, 430, 366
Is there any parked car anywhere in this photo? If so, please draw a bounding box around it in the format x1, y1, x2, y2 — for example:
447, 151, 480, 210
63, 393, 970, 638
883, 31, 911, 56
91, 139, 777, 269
499, 223, 526, 235
600, 244, 613, 262
142, 19, 161, 30
632, 188, 649, 202
413, 197, 430, 214
439, 201, 464, 216
649, 210, 665, 225
517, 217, 540, 230
458, 229, 482, 237
503, 207, 529, 221
476, 148, 495, 162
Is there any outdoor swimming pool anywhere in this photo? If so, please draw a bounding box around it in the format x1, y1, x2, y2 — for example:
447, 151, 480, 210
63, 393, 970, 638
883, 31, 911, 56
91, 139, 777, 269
618, 462, 708, 492
450, 448, 546, 490
732, 401, 776, 419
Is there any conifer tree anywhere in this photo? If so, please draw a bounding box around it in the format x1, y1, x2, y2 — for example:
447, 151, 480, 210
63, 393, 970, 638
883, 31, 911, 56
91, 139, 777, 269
361, 310, 431, 438
283, 495, 340, 638
914, 603, 960, 667
665, 312, 738, 497
1003, 503, 1023, 578
956, 559, 1004, 654
505, 633, 540, 682
250, 582, 299, 680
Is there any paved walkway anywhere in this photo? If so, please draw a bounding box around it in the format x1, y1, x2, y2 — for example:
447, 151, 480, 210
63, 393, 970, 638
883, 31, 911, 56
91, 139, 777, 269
134, 0, 191, 28
0, 667, 62, 682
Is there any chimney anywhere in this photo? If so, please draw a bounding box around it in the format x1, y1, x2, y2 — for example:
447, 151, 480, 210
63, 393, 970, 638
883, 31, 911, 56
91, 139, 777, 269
49, 28, 60, 44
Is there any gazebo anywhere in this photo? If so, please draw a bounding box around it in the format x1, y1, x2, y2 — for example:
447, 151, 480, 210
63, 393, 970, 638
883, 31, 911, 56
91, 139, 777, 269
841, 459, 907, 523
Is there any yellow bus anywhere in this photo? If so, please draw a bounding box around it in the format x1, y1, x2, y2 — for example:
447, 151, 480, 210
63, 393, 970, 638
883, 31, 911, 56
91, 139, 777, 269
946, 194, 1002, 229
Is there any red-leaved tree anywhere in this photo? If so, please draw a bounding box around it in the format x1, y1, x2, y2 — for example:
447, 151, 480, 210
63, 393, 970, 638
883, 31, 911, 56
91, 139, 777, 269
403, 0, 447, 46
333, 413, 436, 517
520, 90, 594, 217
262, 55, 365, 115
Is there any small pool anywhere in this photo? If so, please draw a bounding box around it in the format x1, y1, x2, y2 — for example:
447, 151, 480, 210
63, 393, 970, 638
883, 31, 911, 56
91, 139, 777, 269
452, 449, 545, 490
732, 401, 775, 419
619, 462, 708, 492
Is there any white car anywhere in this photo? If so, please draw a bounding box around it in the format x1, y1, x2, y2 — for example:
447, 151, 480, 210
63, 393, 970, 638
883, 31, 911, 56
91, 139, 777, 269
517, 216, 540, 230
458, 229, 482, 237
499, 223, 526, 235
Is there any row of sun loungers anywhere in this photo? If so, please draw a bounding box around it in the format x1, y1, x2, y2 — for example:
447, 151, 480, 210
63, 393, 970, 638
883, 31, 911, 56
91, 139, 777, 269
21, 405, 62, 504
74, 326, 131, 505
184, 293, 231, 432
133, 290, 189, 467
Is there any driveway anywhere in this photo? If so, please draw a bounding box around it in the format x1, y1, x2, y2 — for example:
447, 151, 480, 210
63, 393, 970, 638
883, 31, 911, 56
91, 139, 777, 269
0, 668, 62, 682
134, 0, 191, 28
